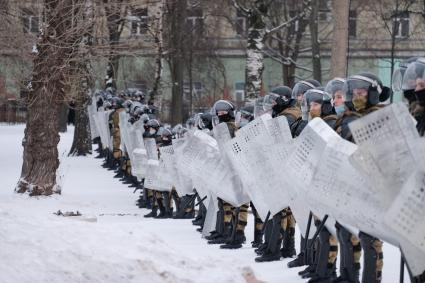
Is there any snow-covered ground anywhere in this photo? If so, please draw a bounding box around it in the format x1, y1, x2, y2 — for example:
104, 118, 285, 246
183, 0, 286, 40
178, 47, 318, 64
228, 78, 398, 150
0, 124, 410, 283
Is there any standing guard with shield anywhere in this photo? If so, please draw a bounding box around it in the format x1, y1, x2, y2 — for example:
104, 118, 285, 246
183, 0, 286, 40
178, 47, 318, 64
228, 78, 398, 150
334, 73, 391, 283
207, 100, 249, 249
254, 86, 298, 262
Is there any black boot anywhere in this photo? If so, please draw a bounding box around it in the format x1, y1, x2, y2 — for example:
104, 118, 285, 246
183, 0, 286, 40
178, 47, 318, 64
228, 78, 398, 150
359, 232, 382, 283
281, 227, 296, 258
208, 222, 232, 245
136, 193, 147, 208
255, 237, 282, 262
256, 218, 273, 255
288, 251, 306, 268
251, 229, 263, 248
155, 199, 167, 218
301, 239, 321, 279
144, 207, 158, 218
220, 230, 246, 249
333, 224, 360, 283
113, 170, 124, 178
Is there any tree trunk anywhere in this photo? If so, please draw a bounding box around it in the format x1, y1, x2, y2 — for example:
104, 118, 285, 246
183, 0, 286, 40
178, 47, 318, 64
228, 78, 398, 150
310, 0, 322, 83
330, 0, 349, 78
150, 10, 164, 104
16, 0, 83, 196
245, 7, 267, 100
167, 0, 186, 124
170, 57, 184, 124
17, 86, 61, 196
69, 98, 92, 156
58, 102, 68, 132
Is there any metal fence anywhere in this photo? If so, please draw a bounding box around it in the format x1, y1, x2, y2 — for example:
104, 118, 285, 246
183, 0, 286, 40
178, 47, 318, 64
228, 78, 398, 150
0, 101, 26, 124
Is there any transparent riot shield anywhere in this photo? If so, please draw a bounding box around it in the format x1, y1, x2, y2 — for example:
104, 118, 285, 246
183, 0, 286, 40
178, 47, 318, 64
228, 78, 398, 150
223, 114, 292, 220
159, 145, 177, 188
87, 98, 99, 139
284, 118, 333, 199
202, 193, 219, 237
349, 103, 420, 194
400, 238, 425, 277
179, 130, 249, 207
144, 138, 158, 160
172, 137, 195, 196
385, 170, 425, 253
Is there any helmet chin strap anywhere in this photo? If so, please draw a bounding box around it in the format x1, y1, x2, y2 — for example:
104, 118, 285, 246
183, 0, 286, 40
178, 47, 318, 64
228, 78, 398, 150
351, 75, 382, 94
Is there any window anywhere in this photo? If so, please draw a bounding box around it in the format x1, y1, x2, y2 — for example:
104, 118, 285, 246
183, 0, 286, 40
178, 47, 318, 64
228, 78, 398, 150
186, 8, 203, 35
236, 10, 247, 36
183, 81, 204, 100
129, 8, 148, 36
349, 10, 357, 38
318, 0, 330, 21
22, 10, 39, 34
393, 12, 409, 38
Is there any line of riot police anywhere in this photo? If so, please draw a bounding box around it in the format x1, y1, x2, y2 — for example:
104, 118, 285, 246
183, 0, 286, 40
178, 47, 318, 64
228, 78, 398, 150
87, 58, 425, 283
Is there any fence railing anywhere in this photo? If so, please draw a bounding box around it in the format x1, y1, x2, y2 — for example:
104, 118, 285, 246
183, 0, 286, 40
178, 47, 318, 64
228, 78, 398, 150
0, 102, 27, 124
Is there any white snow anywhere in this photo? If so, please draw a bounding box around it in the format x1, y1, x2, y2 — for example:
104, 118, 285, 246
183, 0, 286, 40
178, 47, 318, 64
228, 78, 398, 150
0, 124, 411, 283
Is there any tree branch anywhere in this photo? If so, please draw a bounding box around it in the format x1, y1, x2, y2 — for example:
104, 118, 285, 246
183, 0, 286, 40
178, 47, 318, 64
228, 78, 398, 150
231, 0, 250, 16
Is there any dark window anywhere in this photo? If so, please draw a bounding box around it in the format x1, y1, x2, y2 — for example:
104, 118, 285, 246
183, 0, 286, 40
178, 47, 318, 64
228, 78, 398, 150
129, 8, 148, 35
186, 8, 203, 35
318, 0, 330, 21
393, 11, 409, 38
349, 10, 357, 38
22, 10, 39, 34
236, 10, 247, 36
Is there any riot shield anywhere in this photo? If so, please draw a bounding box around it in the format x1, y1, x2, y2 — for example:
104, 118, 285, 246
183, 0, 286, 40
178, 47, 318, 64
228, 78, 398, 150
400, 238, 425, 277
349, 103, 420, 194
159, 145, 178, 188
144, 138, 158, 160
202, 193, 219, 237
179, 130, 249, 207
172, 137, 195, 196
223, 114, 292, 220
284, 118, 333, 199
385, 170, 425, 253
87, 98, 99, 139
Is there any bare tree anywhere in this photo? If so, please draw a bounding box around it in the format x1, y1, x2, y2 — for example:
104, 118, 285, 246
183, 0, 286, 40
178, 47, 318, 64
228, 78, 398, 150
163, 0, 187, 124
264, 1, 310, 86
232, 0, 307, 100
310, 0, 321, 83
17, 0, 88, 196
102, 0, 129, 89
69, 2, 95, 156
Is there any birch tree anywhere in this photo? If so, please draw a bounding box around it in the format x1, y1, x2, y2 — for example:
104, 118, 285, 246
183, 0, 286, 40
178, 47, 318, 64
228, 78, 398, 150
232, 0, 308, 100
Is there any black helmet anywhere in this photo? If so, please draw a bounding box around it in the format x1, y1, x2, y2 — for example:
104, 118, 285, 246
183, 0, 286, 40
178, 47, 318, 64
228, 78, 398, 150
291, 80, 321, 99
111, 97, 124, 109
343, 72, 391, 106
198, 112, 214, 130
240, 105, 254, 121
212, 99, 235, 123
161, 128, 173, 144
146, 119, 160, 129
270, 86, 293, 100
212, 100, 235, 118
264, 86, 294, 116
303, 87, 334, 117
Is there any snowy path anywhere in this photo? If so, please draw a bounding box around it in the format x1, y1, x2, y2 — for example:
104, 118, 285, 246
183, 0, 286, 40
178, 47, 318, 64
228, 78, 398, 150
0, 125, 409, 283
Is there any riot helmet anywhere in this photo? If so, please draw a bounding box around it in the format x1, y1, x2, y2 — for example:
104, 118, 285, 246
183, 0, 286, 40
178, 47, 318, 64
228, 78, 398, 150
402, 58, 425, 106
212, 99, 235, 123
291, 80, 321, 101
343, 72, 391, 111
